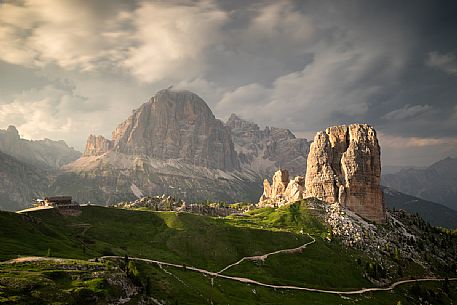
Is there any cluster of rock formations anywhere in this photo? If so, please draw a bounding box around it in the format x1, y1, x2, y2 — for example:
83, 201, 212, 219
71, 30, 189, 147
113, 194, 185, 211
259, 169, 305, 205
60, 88, 311, 205
112, 195, 242, 217
259, 124, 385, 223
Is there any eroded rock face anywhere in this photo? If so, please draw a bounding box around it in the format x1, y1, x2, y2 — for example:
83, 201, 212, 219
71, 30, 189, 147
98, 89, 239, 171
83, 135, 113, 156
305, 124, 385, 223
226, 114, 310, 177
259, 169, 305, 206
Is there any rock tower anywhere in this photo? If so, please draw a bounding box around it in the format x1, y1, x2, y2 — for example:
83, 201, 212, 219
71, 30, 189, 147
305, 124, 385, 223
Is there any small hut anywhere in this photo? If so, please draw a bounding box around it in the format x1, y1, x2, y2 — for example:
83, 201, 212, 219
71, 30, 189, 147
43, 196, 73, 207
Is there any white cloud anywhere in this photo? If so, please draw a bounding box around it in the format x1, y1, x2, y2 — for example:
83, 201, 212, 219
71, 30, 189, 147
0, 85, 86, 141
426, 52, 457, 75
242, 2, 314, 53
0, 0, 131, 70
123, 1, 228, 82
383, 104, 432, 120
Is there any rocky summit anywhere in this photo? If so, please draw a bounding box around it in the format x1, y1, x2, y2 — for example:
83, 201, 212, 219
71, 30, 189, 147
305, 124, 385, 223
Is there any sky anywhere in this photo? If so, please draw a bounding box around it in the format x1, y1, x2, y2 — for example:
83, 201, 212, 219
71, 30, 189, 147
0, 0, 456, 167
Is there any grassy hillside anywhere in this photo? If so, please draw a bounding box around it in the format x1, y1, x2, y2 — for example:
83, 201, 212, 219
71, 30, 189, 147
0, 259, 139, 304
1, 200, 456, 304
0, 205, 309, 272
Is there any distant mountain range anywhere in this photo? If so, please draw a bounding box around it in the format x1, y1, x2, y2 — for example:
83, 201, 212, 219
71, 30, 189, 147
383, 187, 457, 229
0, 88, 456, 229
382, 157, 457, 211
0, 89, 311, 208
0, 125, 81, 168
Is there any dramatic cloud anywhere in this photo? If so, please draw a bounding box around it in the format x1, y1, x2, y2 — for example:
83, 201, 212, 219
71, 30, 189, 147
426, 52, 457, 75
0, 0, 131, 70
0, 0, 456, 166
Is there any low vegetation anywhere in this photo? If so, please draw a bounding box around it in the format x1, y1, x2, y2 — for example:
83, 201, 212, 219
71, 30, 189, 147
0, 199, 456, 304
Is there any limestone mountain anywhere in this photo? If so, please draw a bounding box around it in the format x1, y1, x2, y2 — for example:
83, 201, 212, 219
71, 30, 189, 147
0, 151, 48, 211
226, 113, 310, 177
83, 89, 239, 171
61, 89, 255, 204
0, 125, 81, 169
382, 157, 457, 211
305, 124, 385, 223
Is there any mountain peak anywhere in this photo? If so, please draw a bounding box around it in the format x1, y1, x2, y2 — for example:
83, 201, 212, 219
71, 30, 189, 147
5, 125, 19, 139
84, 88, 240, 171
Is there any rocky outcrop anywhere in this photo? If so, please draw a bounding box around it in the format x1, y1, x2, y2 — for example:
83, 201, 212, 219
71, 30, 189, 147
305, 124, 385, 223
226, 114, 310, 177
0, 125, 81, 168
113, 195, 243, 217
105, 89, 239, 171
83, 135, 112, 156
259, 169, 305, 206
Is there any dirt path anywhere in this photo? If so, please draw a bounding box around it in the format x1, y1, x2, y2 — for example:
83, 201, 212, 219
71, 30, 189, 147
3, 240, 455, 296
217, 234, 316, 274
101, 255, 456, 295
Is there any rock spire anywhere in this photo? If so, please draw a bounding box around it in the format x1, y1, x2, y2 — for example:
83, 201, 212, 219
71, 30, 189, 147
305, 124, 385, 223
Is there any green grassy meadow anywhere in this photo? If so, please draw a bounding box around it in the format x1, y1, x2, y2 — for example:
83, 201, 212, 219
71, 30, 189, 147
0, 200, 455, 304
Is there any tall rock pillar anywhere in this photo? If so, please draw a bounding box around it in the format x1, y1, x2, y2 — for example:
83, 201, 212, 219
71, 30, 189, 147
305, 124, 385, 223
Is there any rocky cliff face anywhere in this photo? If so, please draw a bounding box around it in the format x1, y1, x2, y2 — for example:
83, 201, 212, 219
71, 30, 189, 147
0, 126, 81, 168
84, 135, 113, 156
226, 114, 310, 177
305, 124, 385, 223
104, 89, 239, 171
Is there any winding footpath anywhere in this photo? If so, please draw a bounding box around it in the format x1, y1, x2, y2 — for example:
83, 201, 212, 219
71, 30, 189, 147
217, 235, 316, 274
101, 234, 457, 295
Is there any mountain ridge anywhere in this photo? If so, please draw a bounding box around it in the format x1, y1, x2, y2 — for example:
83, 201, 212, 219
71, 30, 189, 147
382, 157, 457, 211
0, 125, 81, 169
